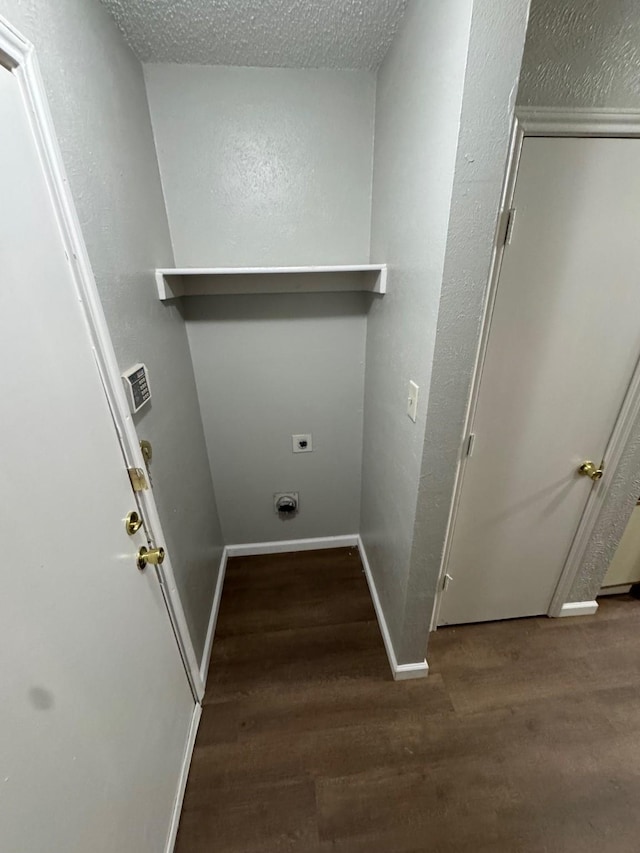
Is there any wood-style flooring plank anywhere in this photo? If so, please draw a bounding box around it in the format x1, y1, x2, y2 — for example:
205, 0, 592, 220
176, 551, 640, 853
178, 777, 318, 853
217, 548, 373, 637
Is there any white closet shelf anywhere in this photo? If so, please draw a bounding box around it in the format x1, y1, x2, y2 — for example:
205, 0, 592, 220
155, 264, 387, 300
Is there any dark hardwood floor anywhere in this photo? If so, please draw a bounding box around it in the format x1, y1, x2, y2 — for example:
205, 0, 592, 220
175, 547, 640, 852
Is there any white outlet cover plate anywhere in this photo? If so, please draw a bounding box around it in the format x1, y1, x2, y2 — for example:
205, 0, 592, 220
407, 381, 419, 423
292, 434, 313, 453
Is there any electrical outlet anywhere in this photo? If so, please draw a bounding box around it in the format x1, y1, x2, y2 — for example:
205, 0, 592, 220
407, 381, 419, 423
292, 434, 313, 453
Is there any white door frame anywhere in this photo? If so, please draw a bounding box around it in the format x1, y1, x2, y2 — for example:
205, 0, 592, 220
0, 16, 205, 701
431, 107, 640, 629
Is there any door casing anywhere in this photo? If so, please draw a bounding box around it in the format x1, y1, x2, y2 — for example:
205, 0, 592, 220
0, 14, 205, 701
431, 107, 640, 630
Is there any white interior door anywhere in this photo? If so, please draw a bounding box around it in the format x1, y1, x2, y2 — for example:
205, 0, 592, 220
0, 63, 194, 852
439, 136, 640, 626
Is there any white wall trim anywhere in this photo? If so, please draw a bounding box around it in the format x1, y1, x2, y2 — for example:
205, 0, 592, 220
357, 536, 429, 681
599, 584, 632, 597
393, 661, 431, 680
165, 702, 201, 853
0, 13, 24, 66
518, 107, 640, 137
0, 13, 204, 702
225, 535, 359, 557
199, 548, 228, 687
555, 601, 599, 618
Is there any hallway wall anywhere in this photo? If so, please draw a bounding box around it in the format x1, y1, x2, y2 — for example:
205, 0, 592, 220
360, 0, 474, 662
409, 0, 531, 662
518, 0, 640, 109
0, 0, 224, 661
145, 65, 376, 543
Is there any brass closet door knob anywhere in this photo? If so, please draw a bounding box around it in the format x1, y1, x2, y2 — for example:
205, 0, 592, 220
578, 460, 604, 481
137, 546, 165, 570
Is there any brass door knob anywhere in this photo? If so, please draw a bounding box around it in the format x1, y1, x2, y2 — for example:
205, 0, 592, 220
137, 546, 165, 570
578, 460, 604, 481
125, 510, 143, 536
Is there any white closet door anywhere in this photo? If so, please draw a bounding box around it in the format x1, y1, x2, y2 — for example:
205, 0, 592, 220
440, 136, 640, 626
0, 63, 194, 852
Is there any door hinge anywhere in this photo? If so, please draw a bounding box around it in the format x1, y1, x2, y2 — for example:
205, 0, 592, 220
442, 573, 453, 592
466, 433, 476, 457
498, 207, 516, 247
127, 467, 148, 492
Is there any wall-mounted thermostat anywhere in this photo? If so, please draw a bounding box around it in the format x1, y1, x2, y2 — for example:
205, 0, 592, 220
122, 363, 151, 414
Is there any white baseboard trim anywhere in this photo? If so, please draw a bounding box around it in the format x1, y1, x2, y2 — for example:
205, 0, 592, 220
225, 534, 359, 558
556, 600, 599, 618
356, 535, 428, 681
199, 547, 228, 687
165, 702, 202, 853
393, 661, 431, 681
599, 584, 633, 597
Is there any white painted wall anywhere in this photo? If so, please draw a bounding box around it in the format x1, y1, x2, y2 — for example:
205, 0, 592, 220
518, 0, 640, 108
185, 293, 367, 543
517, 0, 640, 602
145, 65, 376, 543
144, 64, 375, 267
0, 0, 224, 661
360, 0, 474, 660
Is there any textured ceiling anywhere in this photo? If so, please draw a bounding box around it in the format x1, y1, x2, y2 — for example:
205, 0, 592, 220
100, 0, 408, 70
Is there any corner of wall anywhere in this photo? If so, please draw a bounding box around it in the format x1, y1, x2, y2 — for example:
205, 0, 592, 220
402, 0, 532, 660
361, 0, 476, 667
141, 63, 178, 266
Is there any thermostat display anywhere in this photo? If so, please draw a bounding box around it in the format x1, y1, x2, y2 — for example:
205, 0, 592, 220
122, 363, 151, 414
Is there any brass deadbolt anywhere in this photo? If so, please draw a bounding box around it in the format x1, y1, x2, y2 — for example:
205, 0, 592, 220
125, 510, 143, 536
137, 546, 165, 570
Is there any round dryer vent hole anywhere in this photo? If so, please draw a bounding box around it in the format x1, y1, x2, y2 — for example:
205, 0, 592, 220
274, 492, 299, 518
